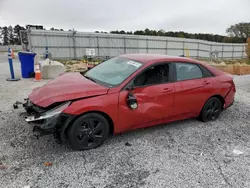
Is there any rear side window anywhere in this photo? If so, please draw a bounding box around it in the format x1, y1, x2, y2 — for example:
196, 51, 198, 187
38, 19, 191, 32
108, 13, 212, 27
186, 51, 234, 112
175, 63, 203, 81
198, 65, 214, 78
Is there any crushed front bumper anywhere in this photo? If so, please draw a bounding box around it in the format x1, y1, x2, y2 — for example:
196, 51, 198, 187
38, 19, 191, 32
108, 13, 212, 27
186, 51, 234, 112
13, 99, 75, 143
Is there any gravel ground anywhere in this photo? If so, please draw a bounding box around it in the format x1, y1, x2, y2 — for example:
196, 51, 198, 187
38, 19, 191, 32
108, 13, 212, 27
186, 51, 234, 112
1, 53, 250, 188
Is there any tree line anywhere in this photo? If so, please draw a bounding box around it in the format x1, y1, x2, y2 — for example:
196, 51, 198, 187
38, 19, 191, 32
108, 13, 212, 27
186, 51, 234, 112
0, 25, 64, 45
108, 29, 244, 43
0, 25, 26, 45
1, 22, 249, 45
108, 22, 250, 43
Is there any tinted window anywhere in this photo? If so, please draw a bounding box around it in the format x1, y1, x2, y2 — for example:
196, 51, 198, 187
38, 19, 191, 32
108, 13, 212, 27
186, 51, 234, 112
199, 65, 214, 78
175, 63, 202, 81
133, 64, 169, 87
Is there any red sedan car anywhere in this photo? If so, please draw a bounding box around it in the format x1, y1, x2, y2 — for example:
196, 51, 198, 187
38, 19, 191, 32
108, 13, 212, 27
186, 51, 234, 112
19, 54, 235, 150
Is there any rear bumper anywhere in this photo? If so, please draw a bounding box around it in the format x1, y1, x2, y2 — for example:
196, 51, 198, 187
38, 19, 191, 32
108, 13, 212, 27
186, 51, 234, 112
224, 99, 234, 109
224, 86, 236, 109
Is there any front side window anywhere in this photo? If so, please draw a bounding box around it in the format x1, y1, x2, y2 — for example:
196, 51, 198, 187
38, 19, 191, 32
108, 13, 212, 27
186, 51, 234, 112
132, 64, 170, 87
175, 63, 203, 81
84, 56, 143, 87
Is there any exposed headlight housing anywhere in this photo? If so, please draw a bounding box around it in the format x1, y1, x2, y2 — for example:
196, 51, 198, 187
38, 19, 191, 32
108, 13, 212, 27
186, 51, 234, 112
25, 101, 71, 122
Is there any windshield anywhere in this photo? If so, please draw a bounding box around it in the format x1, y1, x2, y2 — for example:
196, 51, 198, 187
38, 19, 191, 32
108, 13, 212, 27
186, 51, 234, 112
84, 57, 143, 87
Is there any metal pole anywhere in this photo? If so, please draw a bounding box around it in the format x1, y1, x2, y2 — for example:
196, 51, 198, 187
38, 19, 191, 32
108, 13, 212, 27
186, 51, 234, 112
124, 36, 126, 54
27, 27, 32, 52
45, 46, 49, 59
232, 45, 234, 59
137, 37, 139, 53
6, 48, 20, 81
72, 30, 76, 59
146, 39, 148, 53
97, 36, 100, 56
210, 43, 212, 61
197, 42, 200, 58
222, 45, 224, 59
45, 34, 48, 56
242, 45, 244, 58
182, 41, 185, 56
166, 40, 168, 55
19, 30, 24, 51
108, 35, 110, 57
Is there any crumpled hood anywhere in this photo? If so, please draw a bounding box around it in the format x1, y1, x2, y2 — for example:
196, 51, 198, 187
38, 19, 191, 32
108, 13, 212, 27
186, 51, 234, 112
29, 72, 108, 107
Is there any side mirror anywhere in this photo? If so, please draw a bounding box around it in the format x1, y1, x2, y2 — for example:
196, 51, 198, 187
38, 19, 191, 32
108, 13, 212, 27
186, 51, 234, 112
126, 85, 134, 91
127, 93, 138, 110
126, 81, 135, 91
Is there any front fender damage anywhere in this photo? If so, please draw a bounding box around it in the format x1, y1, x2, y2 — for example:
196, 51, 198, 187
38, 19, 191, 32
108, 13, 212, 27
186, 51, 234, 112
14, 99, 75, 143
14, 93, 107, 144
31, 113, 74, 144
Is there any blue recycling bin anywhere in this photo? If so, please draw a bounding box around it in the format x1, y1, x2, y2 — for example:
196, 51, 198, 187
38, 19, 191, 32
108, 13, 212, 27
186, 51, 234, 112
18, 51, 36, 78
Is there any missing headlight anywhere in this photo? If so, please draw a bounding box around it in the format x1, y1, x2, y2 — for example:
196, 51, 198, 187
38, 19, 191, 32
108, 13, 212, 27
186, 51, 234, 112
25, 101, 71, 122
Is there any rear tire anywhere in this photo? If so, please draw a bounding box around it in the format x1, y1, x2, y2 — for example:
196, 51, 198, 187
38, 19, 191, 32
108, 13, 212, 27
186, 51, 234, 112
67, 113, 109, 150
199, 97, 222, 122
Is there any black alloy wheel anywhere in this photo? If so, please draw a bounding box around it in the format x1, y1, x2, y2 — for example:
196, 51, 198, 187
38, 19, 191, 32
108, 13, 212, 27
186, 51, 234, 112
67, 113, 109, 150
200, 97, 222, 122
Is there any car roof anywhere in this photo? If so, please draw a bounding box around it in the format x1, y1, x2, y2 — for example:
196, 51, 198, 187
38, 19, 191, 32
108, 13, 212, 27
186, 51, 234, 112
120, 53, 199, 64
119, 53, 225, 76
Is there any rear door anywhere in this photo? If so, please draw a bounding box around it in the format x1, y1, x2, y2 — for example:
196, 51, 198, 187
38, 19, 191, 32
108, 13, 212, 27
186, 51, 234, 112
173, 62, 215, 117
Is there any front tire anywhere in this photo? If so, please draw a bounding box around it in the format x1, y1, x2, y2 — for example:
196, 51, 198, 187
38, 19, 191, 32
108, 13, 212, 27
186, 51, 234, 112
199, 97, 222, 122
67, 113, 109, 150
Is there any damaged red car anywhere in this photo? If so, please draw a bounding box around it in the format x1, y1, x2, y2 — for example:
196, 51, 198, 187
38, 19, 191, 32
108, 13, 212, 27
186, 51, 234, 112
16, 54, 235, 150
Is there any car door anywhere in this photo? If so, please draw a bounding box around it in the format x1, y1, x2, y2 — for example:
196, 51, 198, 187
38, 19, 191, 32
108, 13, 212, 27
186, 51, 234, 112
118, 62, 175, 132
173, 62, 215, 118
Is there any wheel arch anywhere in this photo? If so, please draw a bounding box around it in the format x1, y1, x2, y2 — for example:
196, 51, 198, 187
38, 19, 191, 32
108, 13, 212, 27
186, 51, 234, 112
198, 94, 224, 121
63, 110, 115, 140
209, 94, 225, 110
200, 94, 225, 114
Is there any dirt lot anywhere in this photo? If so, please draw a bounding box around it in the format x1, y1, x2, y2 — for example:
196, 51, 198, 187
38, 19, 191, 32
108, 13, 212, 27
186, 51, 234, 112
1, 53, 250, 188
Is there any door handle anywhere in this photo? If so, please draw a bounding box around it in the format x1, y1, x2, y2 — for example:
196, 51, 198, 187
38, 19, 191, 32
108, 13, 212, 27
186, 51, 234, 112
203, 80, 211, 85
161, 88, 173, 93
